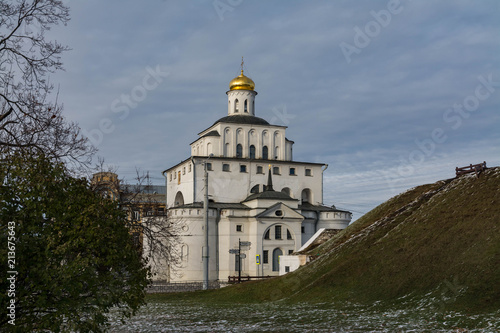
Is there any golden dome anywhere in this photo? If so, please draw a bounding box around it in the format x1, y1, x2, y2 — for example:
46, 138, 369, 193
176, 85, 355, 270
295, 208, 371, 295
229, 70, 255, 91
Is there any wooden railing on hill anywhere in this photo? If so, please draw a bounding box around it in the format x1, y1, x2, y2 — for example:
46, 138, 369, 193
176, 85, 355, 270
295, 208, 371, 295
228, 275, 273, 284
455, 162, 487, 177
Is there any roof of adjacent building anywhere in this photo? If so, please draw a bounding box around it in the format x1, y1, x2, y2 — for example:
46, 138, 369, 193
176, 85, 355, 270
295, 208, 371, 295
242, 190, 298, 203
122, 184, 166, 195
297, 228, 344, 254
201, 130, 220, 137
299, 202, 351, 214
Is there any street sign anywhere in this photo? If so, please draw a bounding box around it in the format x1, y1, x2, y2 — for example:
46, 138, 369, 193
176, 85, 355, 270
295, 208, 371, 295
239, 254, 246, 259
229, 249, 239, 254
239, 241, 251, 247
256, 254, 260, 265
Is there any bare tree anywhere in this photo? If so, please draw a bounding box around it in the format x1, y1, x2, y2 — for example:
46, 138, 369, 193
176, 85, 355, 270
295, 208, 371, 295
0, 0, 95, 168
124, 170, 184, 280
91, 166, 184, 281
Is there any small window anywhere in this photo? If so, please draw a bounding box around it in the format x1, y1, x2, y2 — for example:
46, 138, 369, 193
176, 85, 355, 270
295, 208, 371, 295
183, 167, 186, 175
223, 163, 230, 172
289, 167, 296, 175
287, 229, 293, 240
206, 162, 212, 171
236, 225, 243, 232
301, 226, 305, 233
174, 172, 176, 179
305, 168, 312, 176
188, 164, 192, 172
263, 250, 269, 264
235, 99, 239, 113
275, 210, 283, 217
133, 211, 140, 221
256, 166, 263, 174
240, 165, 247, 173
273, 166, 280, 175
244, 100, 248, 113
288, 250, 293, 255
178, 171, 181, 185
275, 225, 282, 240
285, 266, 290, 273
264, 229, 270, 240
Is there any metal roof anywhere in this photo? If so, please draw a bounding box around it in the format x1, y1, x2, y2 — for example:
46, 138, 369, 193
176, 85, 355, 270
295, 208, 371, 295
212, 114, 270, 126
299, 202, 351, 214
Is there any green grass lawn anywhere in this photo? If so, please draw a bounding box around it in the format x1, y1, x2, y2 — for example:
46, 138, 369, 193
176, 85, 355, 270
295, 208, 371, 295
142, 167, 500, 330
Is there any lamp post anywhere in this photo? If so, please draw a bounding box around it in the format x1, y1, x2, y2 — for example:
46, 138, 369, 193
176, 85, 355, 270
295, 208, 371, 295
202, 154, 213, 290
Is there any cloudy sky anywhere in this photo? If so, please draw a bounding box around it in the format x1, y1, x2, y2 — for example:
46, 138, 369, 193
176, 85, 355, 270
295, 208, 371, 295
49, 0, 499, 220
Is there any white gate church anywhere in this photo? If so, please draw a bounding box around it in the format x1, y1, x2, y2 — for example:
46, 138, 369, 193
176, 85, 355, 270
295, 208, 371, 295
154, 64, 351, 283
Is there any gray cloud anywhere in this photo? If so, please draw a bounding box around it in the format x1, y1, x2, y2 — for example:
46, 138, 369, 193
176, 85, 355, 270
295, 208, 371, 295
47, 1, 500, 220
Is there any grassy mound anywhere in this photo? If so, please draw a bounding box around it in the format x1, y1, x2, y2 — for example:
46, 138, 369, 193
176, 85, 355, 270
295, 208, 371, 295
161, 167, 500, 313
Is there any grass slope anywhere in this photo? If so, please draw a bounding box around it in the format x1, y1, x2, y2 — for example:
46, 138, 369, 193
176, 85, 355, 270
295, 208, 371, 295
164, 167, 500, 312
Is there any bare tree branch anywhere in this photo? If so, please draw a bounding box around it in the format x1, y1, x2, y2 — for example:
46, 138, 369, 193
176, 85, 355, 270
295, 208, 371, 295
0, 1, 95, 170
90, 166, 184, 280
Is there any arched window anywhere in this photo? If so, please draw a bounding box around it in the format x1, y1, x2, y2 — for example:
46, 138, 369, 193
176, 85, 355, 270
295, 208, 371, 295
301, 189, 312, 204
236, 144, 243, 158
281, 187, 292, 197
234, 99, 239, 113
207, 142, 212, 155
244, 100, 248, 113
252, 101, 255, 114
272, 248, 282, 272
274, 146, 279, 159
249, 145, 256, 159
224, 143, 229, 157
174, 191, 184, 206
250, 184, 259, 194
181, 245, 189, 261
262, 146, 269, 159
264, 229, 270, 239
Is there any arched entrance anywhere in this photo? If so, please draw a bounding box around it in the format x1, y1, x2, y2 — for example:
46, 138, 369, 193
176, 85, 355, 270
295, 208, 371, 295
272, 248, 282, 272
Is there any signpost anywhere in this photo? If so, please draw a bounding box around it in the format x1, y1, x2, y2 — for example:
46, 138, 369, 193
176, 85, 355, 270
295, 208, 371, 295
229, 239, 252, 283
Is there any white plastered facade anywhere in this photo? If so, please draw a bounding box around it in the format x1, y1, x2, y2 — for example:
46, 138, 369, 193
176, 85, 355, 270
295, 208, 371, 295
155, 71, 352, 283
